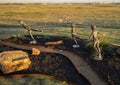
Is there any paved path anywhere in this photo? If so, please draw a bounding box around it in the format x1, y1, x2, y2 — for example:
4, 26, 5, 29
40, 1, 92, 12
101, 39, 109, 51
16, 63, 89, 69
0, 40, 107, 85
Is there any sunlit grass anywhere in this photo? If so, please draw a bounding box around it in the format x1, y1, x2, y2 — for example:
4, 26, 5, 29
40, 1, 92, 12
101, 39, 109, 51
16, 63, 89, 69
0, 4, 120, 28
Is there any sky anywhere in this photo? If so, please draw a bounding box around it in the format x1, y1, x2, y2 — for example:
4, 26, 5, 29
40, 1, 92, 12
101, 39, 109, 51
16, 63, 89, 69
0, 0, 120, 3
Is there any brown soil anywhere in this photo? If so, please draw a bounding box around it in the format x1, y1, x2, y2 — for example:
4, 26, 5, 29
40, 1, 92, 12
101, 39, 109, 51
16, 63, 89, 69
0, 35, 120, 85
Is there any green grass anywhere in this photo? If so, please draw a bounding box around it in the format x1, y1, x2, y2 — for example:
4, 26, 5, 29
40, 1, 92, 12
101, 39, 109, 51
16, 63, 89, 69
0, 75, 72, 85
0, 26, 119, 45
0, 4, 119, 45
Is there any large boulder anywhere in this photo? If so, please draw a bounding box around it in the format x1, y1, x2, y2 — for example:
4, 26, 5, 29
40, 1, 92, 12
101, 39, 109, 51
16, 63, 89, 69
0, 50, 31, 74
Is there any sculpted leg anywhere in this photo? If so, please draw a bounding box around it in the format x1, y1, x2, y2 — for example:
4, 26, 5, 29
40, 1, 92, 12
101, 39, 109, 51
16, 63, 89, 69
28, 31, 37, 44
94, 41, 103, 60
73, 37, 78, 45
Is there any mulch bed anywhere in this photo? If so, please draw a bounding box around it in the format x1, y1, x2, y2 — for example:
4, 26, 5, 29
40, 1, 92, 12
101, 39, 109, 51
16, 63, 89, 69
0, 35, 90, 85
0, 35, 120, 85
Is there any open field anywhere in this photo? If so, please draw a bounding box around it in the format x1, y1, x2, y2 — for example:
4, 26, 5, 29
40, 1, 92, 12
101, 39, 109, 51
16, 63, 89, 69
0, 4, 120, 28
0, 4, 120, 45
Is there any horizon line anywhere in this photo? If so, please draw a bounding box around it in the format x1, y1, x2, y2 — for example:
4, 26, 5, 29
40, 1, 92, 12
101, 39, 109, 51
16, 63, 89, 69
0, 2, 120, 4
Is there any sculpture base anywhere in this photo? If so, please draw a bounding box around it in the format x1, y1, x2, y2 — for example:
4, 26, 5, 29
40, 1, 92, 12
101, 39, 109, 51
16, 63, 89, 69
94, 55, 103, 60
29, 40, 37, 44
73, 44, 80, 48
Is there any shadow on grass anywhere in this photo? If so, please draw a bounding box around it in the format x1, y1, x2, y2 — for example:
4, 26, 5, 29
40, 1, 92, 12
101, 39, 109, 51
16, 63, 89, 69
0, 24, 20, 28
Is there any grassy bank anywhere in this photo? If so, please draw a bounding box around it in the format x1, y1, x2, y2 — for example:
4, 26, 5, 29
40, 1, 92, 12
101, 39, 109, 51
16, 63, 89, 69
0, 26, 120, 45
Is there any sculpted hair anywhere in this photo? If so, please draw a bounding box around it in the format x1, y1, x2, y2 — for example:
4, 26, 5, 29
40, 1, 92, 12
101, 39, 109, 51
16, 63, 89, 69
91, 24, 96, 31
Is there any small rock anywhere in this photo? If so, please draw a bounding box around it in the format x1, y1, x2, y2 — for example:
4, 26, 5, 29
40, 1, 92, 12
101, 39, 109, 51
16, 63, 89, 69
32, 48, 41, 55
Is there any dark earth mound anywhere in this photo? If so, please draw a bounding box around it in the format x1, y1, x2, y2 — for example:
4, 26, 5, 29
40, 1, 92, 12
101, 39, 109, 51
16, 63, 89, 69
0, 35, 90, 85
0, 35, 120, 85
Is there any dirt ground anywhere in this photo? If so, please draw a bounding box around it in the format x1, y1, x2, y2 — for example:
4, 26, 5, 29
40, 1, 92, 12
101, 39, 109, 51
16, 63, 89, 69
0, 35, 120, 85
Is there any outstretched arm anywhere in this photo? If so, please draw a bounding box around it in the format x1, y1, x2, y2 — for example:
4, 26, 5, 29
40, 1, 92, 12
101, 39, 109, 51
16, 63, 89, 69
19, 20, 43, 32
98, 31, 105, 36
31, 29, 43, 32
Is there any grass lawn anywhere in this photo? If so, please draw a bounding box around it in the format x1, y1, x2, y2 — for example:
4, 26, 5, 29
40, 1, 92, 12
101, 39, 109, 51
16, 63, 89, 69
0, 75, 71, 85
0, 4, 120, 45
